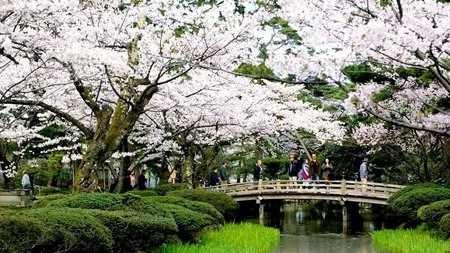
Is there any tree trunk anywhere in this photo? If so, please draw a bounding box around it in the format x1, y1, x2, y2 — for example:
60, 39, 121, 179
182, 145, 196, 189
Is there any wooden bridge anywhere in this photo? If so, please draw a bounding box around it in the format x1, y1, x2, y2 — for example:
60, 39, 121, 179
205, 179, 405, 220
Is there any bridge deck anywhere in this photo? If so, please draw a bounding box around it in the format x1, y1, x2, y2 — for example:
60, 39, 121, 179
204, 180, 404, 205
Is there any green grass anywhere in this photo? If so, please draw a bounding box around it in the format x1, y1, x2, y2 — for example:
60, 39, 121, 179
157, 223, 280, 253
372, 229, 450, 253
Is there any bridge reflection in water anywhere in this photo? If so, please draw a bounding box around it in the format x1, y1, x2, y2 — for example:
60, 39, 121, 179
205, 179, 404, 222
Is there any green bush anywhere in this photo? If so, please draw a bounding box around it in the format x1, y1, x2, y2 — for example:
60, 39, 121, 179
47, 193, 129, 211
55, 169, 72, 188
0, 215, 44, 253
21, 208, 114, 252
33, 194, 72, 208
85, 209, 178, 252
147, 196, 224, 224
38, 186, 70, 196
388, 183, 441, 204
391, 188, 450, 224
444, 180, 450, 189
167, 190, 239, 221
418, 200, 450, 229
125, 195, 171, 217
439, 213, 450, 236
163, 203, 215, 242
153, 183, 183, 196
125, 189, 158, 197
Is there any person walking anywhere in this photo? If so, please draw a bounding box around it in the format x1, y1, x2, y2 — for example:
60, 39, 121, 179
360, 158, 369, 192
309, 154, 321, 189
322, 158, 334, 183
138, 169, 147, 190
169, 169, 177, 184
253, 160, 263, 181
219, 161, 229, 185
210, 167, 220, 186
21, 170, 31, 190
300, 158, 310, 188
288, 153, 300, 186
130, 170, 136, 189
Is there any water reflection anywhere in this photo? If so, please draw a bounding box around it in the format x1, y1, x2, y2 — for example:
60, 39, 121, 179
245, 202, 388, 253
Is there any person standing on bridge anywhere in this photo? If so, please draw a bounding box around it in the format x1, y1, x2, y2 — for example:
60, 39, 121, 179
309, 154, 321, 189
253, 160, 263, 181
21, 170, 31, 190
288, 153, 300, 185
219, 161, 229, 185
360, 158, 369, 192
210, 167, 220, 186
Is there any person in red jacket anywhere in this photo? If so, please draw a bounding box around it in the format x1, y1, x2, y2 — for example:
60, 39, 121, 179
309, 154, 321, 189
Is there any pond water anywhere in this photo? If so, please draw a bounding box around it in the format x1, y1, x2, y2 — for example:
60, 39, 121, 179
244, 202, 389, 253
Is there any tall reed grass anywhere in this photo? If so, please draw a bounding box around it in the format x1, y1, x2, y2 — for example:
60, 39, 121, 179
371, 229, 450, 253
157, 223, 280, 253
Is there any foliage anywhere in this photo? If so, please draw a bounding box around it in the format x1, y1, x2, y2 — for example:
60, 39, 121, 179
156, 223, 280, 253
371, 229, 450, 253
146, 196, 224, 224
234, 63, 277, 79
125, 189, 158, 197
85, 209, 178, 252
390, 188, 450, 224
163, 203, 216, 241
167, 190, 239, 221
32, 194, 72, 208
439, 213, 450, 237
387, 183, 441, 204
11, 166, 50, 189
0, 215, 44, 253
125, 195, 172, 217
153, 183, 183, 196
21, 208, 114, 253
38, 186, 70, 196
46, 193, 129, 211
418, 200, 450, 229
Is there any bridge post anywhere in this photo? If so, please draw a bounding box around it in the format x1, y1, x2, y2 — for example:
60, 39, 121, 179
258, 179, 263, 194
342, 203, 348, 222
341, 179, 347, 195
259, 202, 265, 219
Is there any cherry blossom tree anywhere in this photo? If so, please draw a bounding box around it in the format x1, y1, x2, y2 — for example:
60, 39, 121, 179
0, 1, 344, 191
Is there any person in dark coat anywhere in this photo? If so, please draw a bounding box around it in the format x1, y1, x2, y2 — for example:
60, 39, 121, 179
210, 167, 220, 186
287, 153, 300, 185
253, 160, 263, 181
138, 169, 147, 190
219, 161, 228, 185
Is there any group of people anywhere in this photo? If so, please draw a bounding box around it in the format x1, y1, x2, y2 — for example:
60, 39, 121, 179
287, 153, 334, 186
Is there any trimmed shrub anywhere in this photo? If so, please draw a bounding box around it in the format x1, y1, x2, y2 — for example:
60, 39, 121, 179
418, 200, 450, 229
125, 189, 158, 197
85, 209, 178, 252
146, 196, 224, 224
167, 190, 239, 221
21, 208, 114, 253
391, 188, 450, 224
33, 194, 72, 208
162, 203, 215, 241
388, 183, 441, 204
38, 186, 70, 196
153, 183, 183, 196
125, 195, 171, 217
47, 193, 129, 211
0, 215, 44, 252
439, 213, 450, 236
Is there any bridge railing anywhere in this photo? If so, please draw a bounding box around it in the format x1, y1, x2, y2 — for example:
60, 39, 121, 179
204, 179, 404, 200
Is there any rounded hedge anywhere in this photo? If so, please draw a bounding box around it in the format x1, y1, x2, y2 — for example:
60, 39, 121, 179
125, 195, 172, 217
387, 183, 441, 204
22, 208, 114, 253
439, 213, 450, 236
146, 196, 224, 224
391, 188, 450, 223
38, 186, 70, 196
167, 189, 239, 221
47, 193, 129, 211
163, 203, 215, 242
33, 194, 72, 208
418, 200, 450, 229
85, 209, 178, 252
0, 215, 44, 253
125, 189, 158, 197
153, 183, 183, 196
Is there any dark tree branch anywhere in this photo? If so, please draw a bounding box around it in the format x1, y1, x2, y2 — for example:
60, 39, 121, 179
2, 99, 94, 139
